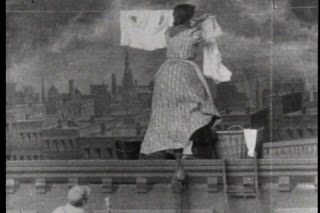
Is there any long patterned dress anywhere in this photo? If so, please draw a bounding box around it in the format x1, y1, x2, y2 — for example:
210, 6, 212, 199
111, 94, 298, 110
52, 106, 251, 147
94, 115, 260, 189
140, 27, 220, 155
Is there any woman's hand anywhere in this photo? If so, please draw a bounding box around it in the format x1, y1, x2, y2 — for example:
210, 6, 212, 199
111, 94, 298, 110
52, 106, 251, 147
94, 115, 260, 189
199, 13, 210, 21
190, 14, 211, 27
195, 13, 211, 22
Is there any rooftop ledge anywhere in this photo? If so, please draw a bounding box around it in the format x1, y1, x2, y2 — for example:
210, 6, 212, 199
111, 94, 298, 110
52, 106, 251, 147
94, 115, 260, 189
6, 159, 318, 194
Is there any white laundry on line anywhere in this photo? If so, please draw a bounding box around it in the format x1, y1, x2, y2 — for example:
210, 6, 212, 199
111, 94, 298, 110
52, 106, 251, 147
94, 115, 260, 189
243, 129, 258, 157
120, 10, 174, 51
202, 16, 232, 83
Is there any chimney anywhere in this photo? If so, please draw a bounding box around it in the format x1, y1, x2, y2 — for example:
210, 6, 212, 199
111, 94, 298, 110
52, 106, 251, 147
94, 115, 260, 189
101, 123, 106, 135
246, 107, 250, 114
90, 115, 95, 124
136, 122, 141, 135
42, 79, 46, 103
302, 106, 307, 114
111, 74, 117, 96
58, 119, 62, 128
255, 77, 261, 109
226, 108, 230, 115
69, 80, 74, 99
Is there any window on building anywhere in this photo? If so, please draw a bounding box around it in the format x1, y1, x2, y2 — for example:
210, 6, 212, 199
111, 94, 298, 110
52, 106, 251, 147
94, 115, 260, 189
105, 148, 112, 159
94, 148, 101, 159
307, 128, 314, 136
34, 155, 38, 160
297, 129, 304, 138
45, 140, 50, 150
61, 140, 66, 151
69, 140, 73, 150
84, 148, 90, 159
287, 129, 294, 139
53, 140, 58, 151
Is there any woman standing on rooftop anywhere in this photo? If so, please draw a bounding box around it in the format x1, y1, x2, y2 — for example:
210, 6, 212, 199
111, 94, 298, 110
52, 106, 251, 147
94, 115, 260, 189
140, 4, 221, 159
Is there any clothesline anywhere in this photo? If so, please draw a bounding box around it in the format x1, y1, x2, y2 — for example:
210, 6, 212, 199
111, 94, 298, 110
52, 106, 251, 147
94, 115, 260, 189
121, 0, 174, 10
119, 10, 232, 83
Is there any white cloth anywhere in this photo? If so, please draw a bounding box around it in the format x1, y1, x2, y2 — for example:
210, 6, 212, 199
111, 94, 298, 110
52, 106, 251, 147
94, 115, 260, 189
202, 16, 232, 84
243, 129, 258, 157
183, 141, 193, 155
120, 10, 173, 51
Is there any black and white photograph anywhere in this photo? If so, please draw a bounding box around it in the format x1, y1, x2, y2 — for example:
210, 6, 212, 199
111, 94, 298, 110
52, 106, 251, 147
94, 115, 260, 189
6, 0, 318, 212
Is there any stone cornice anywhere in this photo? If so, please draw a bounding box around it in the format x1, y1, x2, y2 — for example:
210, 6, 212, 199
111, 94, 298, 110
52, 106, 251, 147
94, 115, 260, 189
6, 159, 317, 194
6, 159, 317, 180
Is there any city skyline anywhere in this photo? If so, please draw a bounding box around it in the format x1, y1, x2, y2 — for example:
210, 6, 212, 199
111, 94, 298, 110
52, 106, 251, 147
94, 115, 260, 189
6, 0, 318, 95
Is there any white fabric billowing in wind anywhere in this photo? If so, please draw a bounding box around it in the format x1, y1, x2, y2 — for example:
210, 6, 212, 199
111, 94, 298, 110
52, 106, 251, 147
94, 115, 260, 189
120, 10, 173, 51
202, 16, 232, 83
183, 141, 193, 155
243, 129, 258, 157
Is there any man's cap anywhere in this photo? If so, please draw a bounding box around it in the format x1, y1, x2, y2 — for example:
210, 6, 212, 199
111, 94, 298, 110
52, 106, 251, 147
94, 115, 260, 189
67, 185, 91, 203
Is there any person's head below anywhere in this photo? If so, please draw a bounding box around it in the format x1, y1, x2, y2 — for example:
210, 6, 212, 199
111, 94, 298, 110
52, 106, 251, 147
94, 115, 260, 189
173, 4, 196, 26
67, 185, 91, 208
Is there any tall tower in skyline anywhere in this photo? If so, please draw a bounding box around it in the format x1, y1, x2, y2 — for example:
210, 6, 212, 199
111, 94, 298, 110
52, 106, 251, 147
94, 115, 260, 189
41, 78, 46, 103
112, 74, 117, 96
255, 77, 261, 109
122, 47, 134, 89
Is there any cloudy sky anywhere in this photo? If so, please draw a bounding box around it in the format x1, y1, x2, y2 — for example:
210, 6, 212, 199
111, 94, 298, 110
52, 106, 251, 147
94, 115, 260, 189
6, 0, 318, 95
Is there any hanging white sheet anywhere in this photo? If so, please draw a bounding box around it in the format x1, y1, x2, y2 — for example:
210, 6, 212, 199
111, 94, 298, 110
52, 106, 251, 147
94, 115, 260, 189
120, 10, 174, 51
202, 16, 232, 83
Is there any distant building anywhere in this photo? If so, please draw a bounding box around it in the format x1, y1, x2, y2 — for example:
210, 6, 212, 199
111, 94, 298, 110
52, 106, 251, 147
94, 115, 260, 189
22, 85, 39, 104
214, 82, 248, 110
7, 103, 46, 121
7, 83, 40, 106
6, 119, 44, 161
90, 84, 111, 117
136, 85, 153, 108
46, 84, 62, 115
270, 92, 317, 141
6, 82, 16, 107
49, 80, 96, 121
282, 107, 318, 140
273, 80, 305, 95
42, 120, 100, 160
282, 92, 303, 114
77, 122, 143, 160
111, 73, 117, 100
63, 99, 95, 121
218, 107, 267, 129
